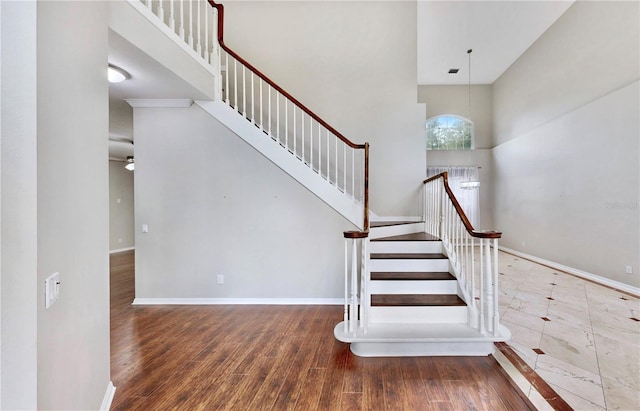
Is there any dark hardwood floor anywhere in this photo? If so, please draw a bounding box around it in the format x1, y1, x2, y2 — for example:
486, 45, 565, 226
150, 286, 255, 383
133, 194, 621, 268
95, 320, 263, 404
110, 250, 534, 410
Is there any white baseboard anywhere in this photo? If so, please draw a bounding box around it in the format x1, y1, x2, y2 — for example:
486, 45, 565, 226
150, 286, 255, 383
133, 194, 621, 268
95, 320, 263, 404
100, 381, 116, 411
132, 297, 343, 305
109, 246, 135, 254
499, 246, 640, 297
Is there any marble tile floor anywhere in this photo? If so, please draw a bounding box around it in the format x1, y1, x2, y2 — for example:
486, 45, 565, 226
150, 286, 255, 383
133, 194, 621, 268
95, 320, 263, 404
496, 251, 639, 410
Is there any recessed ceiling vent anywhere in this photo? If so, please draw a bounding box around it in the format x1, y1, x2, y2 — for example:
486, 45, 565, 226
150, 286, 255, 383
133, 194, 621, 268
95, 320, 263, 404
448, 68, 459, 74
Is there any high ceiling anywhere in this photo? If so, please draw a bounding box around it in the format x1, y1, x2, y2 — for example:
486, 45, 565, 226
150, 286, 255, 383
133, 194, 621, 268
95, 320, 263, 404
417, 1, 574, 85
108, 1, 576, 158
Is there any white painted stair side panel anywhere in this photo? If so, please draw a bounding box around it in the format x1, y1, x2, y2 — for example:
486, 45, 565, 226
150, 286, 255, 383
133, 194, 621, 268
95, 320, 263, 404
350, 341, 495, 357
369, 258, 449, 272
369, 223, 425, 239
369, 279, 457, 294
196, 100, 364, 229
369, 241, 442, 254
369, 306, 468, 324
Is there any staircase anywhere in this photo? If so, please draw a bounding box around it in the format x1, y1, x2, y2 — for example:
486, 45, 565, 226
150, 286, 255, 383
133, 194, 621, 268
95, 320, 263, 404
129, 0, 510, 357
335, 220, 510, 357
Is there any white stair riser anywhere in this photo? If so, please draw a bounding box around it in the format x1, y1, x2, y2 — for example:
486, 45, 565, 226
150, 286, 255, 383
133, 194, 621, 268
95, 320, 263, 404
369, 280, 457, 295
370, 306, 467, 324
369, 259, 449, 272
369, 223, 425, 239
350, 341, 494, 357
369, 241, 442, 254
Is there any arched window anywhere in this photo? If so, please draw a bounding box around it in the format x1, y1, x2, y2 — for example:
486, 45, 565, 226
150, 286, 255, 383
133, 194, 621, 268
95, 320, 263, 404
425, 115, 474, 150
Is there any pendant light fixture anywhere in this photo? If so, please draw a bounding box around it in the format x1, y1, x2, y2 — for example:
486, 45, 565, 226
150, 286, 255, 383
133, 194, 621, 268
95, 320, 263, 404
125, 156, 135, 171
461, 48, 480, 190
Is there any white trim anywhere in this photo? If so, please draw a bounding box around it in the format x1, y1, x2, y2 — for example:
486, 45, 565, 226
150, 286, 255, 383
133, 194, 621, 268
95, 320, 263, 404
370, 216, 422, 222
100, 381, 116, 411
126, 99, 193, 108
109, 246, 135, 255
500, 246, 640, 297
132, 298, 343, 306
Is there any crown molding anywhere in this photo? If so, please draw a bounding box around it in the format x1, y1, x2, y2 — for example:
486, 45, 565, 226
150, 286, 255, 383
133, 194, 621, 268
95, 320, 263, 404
125, 99, 193, 108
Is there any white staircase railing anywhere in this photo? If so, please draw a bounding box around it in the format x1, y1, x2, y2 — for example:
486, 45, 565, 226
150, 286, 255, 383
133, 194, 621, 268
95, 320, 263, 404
132, 0, 221, 77
423, 172, 502, 336
133, 0, 370, 230
342, 231, 369, 335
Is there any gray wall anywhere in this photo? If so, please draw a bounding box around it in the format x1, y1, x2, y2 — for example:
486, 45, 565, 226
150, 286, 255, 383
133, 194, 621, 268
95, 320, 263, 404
36, 2, 111, 408
492, 1, 640, 287
1, 2, 38, 407
223, 1, 426, 217
109, 161, 135, 251
134, 105, 352, 299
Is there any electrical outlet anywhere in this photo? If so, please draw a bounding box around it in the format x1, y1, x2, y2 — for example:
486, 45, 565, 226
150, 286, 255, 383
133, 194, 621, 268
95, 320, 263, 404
217, 274, 224, 284
626, 266, 633, 274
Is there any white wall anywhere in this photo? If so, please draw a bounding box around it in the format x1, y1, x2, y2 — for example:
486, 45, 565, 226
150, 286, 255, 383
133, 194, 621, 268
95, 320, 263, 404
418, 84, 495, 229
1, 2, 38, 408
223, 1, 426, 217
134, 105, 353, 299
36, 2, 111, 408
109, 161, 135, 251
492, 1, 640, 287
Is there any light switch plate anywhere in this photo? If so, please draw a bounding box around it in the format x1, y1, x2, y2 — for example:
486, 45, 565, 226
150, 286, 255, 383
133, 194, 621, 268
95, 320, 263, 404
45, 272, 60, 309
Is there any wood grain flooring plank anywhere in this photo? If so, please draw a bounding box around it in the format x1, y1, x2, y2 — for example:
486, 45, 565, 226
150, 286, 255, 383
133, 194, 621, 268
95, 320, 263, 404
109, 251, 538, 411
294, 367, 326, 411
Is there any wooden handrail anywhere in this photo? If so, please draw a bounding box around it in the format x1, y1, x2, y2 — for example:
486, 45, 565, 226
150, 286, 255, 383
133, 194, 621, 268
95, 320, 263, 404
208, 0, 369, 232
208, 0, 365, 150
423, 172, 501, 239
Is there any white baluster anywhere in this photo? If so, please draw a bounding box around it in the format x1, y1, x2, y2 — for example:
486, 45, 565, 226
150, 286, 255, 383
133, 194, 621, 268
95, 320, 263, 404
301, 115, 305, 162
158, 0, 165, 23
196, 0, 202, 55
188, 0, 193, 47
179, 0, 185, 40
276, 92, 280, 144
242, 66, 246, 117
293, 107, 297, 155
285, 100, 288, 149
204, 4, 209, 62
268, 86, 272, 136
326, 130, 330, 181
169, 0, 175, 31
351, 150, 355, 198
350, 238, 358, 333
259, 78, 263, 130
233, 59, 238, 111
344, 238, 349, 333
479, 239, 485, 334
485, 238, 494, 334
318, 124, 322, 176
250, 73, 254, 124
342, 143, 346, 192
225, 53, 230, 105
309, 119, 314, 171
493, 239, 500, 335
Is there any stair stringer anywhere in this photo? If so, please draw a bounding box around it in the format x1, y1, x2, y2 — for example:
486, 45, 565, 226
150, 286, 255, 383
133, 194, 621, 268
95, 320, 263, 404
196, 100, 364, 229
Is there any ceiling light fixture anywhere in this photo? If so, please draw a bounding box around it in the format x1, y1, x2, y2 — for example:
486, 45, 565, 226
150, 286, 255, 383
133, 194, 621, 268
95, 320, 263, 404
125, 156, 135, 171
461, 48, 480, 191
108, 64, 130, 83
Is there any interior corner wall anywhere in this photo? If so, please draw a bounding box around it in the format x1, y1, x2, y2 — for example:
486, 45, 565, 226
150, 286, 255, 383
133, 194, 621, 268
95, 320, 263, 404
223, 1, 426, 217
492, 1, 640, 287
1, 2, 38, 408
134, 105, 353, 299
109, 161, 135, 251
36, 2, 111, 409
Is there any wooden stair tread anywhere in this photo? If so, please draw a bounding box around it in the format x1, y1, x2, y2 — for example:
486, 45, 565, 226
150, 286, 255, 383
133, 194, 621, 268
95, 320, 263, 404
370, 221, 422, 228
371, 272, 455, 281
371, 232, 440, 242
371, 294, 466, 307
370, 253, 447, 260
